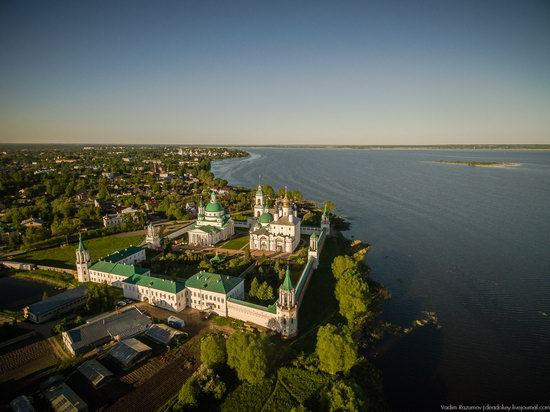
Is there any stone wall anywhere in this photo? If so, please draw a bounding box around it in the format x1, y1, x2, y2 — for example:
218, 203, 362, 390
227, 298, 277, 329
300, 226, 322, 235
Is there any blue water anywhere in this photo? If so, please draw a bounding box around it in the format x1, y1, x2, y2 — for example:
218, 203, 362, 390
212, 149, 550, 409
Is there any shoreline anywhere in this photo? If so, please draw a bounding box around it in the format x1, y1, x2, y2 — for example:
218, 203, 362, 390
431, 160, 521, 168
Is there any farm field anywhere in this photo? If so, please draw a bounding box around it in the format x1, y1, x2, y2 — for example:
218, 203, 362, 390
12, 231, 145, 269
0, 335, 59, 384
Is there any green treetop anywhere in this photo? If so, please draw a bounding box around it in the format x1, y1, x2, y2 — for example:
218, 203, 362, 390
227, 331, 269, 383
316, 323, 357, 375
200, 333, 227, 367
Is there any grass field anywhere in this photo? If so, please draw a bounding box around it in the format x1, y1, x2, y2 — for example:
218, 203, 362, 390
220, 234, 250, 250
12, 269, 77, 288
290, 236, 343, 352
13, 232, 145, 269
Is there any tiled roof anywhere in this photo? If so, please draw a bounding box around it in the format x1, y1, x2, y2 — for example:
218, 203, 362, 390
185, 271, 243, 294
89, 261, 150, 277
101, 246, 143, 263
123, 274, 185, 294
281, 267, 294, 291
272, 215, 297, 226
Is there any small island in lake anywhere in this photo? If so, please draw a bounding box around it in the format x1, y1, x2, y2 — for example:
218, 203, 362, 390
433, 160, 520, 168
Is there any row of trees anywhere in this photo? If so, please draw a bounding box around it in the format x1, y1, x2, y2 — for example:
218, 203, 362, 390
249, 278, 274, 301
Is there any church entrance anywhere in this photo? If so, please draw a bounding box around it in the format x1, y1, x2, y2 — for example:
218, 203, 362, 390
276, 238, 284, 252
260, 237, 269, 250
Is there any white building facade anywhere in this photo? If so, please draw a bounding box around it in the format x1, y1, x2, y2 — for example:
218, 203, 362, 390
145, 223, 162, 250
249, 187, 301, 253
188, 191, 235, 246
75, 204, 330, 335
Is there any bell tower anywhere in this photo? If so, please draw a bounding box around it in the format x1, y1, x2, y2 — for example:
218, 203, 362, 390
277, 266, 298, 338
197, 198, 205, 220
254, 183, 265, 217
75, 233, 91, 282
146, 223, 161, 250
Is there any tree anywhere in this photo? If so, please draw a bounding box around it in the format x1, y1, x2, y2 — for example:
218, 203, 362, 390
250, 277, 259, 298
227, 331, 269, 383
200, 333, 227, 367
316, 324, 357, 375
178, 374, 200, 407
326, 381, 363, 411
331, 256, 358, 281
196, 364, 226, 400
85, 283, 115, 313
334, 270, 370, 328
323, 200, 336, 213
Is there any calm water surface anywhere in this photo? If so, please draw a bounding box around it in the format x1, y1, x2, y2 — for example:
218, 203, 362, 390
212, 149, 550, 409
0, 276, 61, 311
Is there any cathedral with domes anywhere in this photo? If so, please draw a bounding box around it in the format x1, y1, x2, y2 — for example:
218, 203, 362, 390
249, 185, 301, 253
188, 191, 235, 246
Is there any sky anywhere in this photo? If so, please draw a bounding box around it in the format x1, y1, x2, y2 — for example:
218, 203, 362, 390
0, 0, 549, 145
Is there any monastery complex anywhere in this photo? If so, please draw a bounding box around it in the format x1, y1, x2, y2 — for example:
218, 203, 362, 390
74, 187, 330, 338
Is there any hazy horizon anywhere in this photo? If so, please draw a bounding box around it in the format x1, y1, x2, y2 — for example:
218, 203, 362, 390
1, 0, 549, 145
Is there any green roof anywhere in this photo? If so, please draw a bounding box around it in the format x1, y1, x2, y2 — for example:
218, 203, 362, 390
193, 224, 221, 233
310, 231, 318, 239
124, 274, 185, 293
205, 202, 224, 212
228, 297, 277, 314
281, 266, 294, 291
101, 246, 143, 263
256, 184, 263, 195
78, 234, 87, 252
89, 260, 150, 277
323, 203, 328, 215
259, 212, 273, 224
185, 271, 243, 294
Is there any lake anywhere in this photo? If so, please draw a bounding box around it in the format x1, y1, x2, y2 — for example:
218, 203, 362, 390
212, 148, 550, 409
0, 276, 61, 311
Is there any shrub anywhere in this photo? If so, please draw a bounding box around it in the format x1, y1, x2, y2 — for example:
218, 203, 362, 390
220, 378, 275, 412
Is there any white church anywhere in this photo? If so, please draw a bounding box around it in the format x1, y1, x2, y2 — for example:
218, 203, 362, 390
187, 191, 235, 246
249, 185, 301, 253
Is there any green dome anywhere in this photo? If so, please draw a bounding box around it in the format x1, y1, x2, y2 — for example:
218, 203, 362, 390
205, 202, 223, 212
258, 212, 273, 224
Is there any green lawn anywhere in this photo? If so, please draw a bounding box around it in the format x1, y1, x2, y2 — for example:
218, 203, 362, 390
12, 269, 77, 288
220, 234, 250, 250
290, 236, 343, 352
13, 232, 145, 269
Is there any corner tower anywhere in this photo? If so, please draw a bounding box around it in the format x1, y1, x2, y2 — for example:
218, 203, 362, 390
75, 233, 91, 282
277, 266, 298, 338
